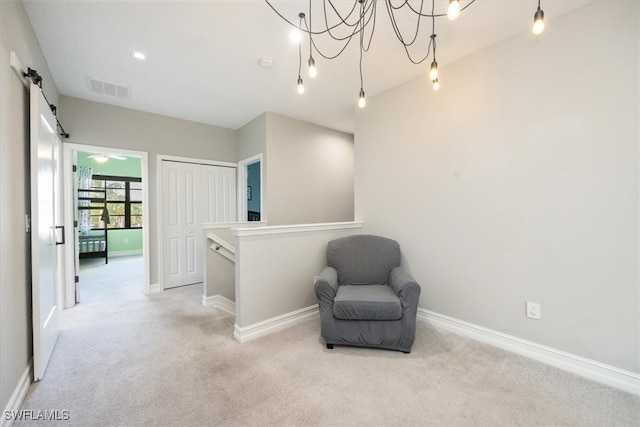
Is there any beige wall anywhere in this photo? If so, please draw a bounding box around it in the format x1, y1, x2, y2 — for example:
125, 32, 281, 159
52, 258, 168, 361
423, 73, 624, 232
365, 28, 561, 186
60, 101, 356, 286
237, 113, 268, 219
237, 113, 267, 161
355, 1, 639, 373
237, 112, 355, 226
234, 224, 362, 329
266, 112, 354, 225
59, 97, 238, 286
0, 0, 60, 412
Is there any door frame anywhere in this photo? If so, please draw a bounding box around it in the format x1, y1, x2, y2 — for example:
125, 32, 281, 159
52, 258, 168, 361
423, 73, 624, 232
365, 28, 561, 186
237, 154, 264, 222
156, 154, 236, 291
62, 143, 150, 304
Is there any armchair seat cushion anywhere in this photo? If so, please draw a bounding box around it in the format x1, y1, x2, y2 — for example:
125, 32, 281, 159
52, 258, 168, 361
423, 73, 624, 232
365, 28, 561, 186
333, 284, 402, 321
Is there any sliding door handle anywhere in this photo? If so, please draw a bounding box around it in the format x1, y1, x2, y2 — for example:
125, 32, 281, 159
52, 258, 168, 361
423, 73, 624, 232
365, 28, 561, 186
55, 225, 65, 245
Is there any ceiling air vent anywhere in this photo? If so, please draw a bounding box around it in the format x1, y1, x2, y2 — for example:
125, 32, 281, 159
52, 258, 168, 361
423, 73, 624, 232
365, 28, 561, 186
86, 77, 131, 100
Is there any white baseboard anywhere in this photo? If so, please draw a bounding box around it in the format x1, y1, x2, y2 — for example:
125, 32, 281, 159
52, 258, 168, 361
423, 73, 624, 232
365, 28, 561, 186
1, 360, 33, 427
417, 308, 640, 396
202, 294, 236, 316
108, 250, 143, 258
149, 283, 161, 294
234, 305, 319, 343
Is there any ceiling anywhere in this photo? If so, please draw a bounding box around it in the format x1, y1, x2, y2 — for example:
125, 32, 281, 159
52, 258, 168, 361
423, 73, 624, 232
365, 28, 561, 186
23, 0, 592, 134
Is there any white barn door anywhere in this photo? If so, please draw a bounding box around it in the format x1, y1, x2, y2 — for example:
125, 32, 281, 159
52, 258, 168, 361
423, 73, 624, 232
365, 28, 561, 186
30, 83, 60, 380
162, 161, 236, 289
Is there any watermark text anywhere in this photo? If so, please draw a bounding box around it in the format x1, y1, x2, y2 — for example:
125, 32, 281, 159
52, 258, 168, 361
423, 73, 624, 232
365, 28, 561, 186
3, 410, 70, 421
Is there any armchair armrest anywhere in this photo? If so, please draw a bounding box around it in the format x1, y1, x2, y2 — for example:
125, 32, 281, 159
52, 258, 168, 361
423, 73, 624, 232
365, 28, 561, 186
314, 266, 339, 305
389, 267, 421, 308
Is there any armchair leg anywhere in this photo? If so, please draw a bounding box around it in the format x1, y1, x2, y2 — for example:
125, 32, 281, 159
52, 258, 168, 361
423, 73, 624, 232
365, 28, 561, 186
326, 343, 334, 350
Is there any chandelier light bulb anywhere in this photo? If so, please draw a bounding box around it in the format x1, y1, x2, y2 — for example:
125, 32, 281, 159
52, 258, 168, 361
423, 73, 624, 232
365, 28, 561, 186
432, 78, 440, 91
297, 77, 305, 94
447, 0, 461, 21
429, 60, 438, 80
358, 89, 366, 108
308, 57, 317, 78
532, 7, 545, 35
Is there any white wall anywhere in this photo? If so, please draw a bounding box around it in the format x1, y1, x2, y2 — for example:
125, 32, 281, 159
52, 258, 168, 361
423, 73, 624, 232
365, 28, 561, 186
354, 1, 639, 373
0, 0, 59, 413
59, 96, 238, 286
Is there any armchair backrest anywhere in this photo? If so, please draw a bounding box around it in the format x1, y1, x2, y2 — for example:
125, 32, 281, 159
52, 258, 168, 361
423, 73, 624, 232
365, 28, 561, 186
327, 235, 401, 286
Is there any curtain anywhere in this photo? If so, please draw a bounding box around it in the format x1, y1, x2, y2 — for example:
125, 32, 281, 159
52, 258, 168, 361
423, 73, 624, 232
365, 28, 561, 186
77, 166, 93, 236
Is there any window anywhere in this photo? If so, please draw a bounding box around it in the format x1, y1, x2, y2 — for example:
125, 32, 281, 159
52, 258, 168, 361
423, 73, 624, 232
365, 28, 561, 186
89, 175, 143, 229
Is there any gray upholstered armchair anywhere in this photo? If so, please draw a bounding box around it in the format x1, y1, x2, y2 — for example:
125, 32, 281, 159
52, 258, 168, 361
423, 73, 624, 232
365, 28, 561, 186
314, 235, 421, 353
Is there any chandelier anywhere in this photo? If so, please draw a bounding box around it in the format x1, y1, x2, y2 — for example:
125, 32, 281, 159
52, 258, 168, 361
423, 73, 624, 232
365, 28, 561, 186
266, 0, 546, 108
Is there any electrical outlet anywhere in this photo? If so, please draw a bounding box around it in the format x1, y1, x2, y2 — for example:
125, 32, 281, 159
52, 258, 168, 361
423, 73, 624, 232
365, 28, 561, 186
526, 301, 541, 320
124, 238, 129, 244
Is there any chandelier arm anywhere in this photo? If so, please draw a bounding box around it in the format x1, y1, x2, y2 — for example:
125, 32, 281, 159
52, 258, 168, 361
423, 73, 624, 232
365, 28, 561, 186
265, 0, 370, 37
361, 1, 378, 52
311, 35, 356, 60
321, 0, 376, 42
307, 1, 376, 57
387, 0, 443, 18
384, 0, 428, 48
325, 0, 363, 28
264, 0, 477, 35
400, 37, 433, 65
387, 0, 476, 18
393, 0, 435, 65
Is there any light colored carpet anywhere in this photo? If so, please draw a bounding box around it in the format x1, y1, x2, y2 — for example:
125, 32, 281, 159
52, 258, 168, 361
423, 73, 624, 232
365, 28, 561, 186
17, 256, 640, 426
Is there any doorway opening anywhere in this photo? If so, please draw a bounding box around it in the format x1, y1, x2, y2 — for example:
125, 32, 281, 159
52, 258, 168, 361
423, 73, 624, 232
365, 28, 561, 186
238, 154, 264, 222
62, 143, 150, 308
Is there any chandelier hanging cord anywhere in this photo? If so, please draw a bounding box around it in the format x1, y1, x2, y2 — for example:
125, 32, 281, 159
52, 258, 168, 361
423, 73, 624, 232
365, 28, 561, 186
272, 0, 545, 102
358, 0, 367, 108
384, 0, 427, 48
308, 0, 313, 59
298, 14, 304, 77
359, 0, 365, 90
265, 0, 475, 66
265, 0, 477, 37
323, 0, 371, 40
388, 0, 477, 18
393, 0, 436, 65
308, 1, 376, 60
265, 0, 371, 37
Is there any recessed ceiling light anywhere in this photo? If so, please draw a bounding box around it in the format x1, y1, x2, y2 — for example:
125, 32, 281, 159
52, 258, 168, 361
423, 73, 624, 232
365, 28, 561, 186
132, 51, 146, 60
259, 57, 274, 69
